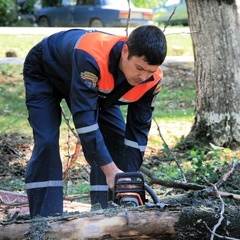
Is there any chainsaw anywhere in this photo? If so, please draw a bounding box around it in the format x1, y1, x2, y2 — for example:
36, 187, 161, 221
111, 172, 160, 207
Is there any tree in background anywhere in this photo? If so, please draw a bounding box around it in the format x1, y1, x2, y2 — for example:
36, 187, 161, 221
0, 0, 18, 26
18, 0, 37, 14
186, 0, 240, 149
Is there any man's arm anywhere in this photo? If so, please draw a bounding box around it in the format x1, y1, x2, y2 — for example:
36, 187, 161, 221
70, 50, 123, 189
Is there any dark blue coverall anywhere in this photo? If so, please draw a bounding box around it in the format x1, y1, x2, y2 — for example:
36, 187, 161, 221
23, 29, 163, 217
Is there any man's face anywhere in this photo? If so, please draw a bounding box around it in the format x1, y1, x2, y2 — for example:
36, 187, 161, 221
120, 44, 160, 86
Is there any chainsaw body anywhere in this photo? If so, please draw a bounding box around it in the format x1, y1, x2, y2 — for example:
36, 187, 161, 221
112, 172, 146, 207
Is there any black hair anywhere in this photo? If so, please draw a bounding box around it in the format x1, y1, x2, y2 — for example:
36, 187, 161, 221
126, 25, 167, 65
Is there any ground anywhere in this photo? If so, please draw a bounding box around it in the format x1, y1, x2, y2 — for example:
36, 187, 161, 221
0, 61, 239, 213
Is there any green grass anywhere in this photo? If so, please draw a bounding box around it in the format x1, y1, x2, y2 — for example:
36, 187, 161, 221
0, 59, 196, 134
0, 65, 30, 134
0, 28, 193, 58
0, 81, 195, 134
166, 33, 193, 56
0, 34, 46, 58
154, 87, 195, 120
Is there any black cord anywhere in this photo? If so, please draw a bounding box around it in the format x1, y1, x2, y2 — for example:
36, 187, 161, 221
144, 183, 161, 204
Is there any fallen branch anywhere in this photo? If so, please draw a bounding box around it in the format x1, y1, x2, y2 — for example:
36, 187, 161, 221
140, 165, 205, 191
63, 141, 82, 181
203, 222, 240, 240
141, 162, 240, 201
210, 190, 240, 201
216, 160, 238, 189
60, 104, 78, 139
204, 177, 225, 240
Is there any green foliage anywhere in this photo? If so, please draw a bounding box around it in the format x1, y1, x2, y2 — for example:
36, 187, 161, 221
173, 137, 232, 185
18, 0, 37, 14
0, 177, 25, 192
131, 0, 167, 9
187, 146, 229, 184
0, 64, 23, 79
0, 0, 18, 26
155, 161, 183, 181
148, 139, 236, 193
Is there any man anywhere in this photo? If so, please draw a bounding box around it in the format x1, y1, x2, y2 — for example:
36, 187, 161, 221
23, 25, 167, 218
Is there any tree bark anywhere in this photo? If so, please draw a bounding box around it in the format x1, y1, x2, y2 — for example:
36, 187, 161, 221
1, 192, 240, 240
185, 0, 240, 149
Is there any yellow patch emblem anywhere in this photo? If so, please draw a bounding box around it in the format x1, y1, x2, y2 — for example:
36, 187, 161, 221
81, 71, 98, 88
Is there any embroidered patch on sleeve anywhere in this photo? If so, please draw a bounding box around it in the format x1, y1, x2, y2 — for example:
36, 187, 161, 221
81, 71, 98, 88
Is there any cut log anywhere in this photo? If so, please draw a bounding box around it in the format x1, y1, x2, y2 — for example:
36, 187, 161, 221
2, 210, 179, 240
1, 191, 240, 239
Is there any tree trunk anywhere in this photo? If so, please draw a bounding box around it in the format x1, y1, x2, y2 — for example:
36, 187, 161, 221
1, 191, 240, 239
185, 0, 240, 149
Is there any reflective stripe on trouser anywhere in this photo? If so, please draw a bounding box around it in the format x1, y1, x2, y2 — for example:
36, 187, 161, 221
90, 162, 109, 209
89, 105, 130, 208
24, 46, 64, 217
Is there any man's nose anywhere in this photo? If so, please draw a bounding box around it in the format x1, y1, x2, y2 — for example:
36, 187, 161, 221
138, 71, 150, 81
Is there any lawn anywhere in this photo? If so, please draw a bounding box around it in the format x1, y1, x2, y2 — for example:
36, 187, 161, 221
0, 61, 195, 141
0, 27, 193, 58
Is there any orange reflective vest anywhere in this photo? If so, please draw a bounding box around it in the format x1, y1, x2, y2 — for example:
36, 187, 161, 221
75, 32, 163, 103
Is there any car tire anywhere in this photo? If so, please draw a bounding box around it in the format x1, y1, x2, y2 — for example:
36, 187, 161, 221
38, 17, 50, 27
90, 19, 103, 27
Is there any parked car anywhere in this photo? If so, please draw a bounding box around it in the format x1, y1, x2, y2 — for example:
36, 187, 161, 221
155, 0, 240, 26
154, 0, 188, 26
34, 0, 153, 27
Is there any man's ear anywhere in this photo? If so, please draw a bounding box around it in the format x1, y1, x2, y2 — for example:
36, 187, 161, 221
122, 43, 129, 56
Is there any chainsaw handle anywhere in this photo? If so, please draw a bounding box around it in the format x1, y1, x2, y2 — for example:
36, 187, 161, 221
114, 172, 144, 184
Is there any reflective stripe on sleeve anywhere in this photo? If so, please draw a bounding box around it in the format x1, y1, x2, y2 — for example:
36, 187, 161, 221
124, 139, 146, 152
90, 185, 109, 191
25, 180, 63, 190
76, 123, 99, 134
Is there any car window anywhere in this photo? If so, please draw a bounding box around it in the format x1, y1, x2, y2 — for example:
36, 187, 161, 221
65, 0, 77, 6
76, 0, 94, 5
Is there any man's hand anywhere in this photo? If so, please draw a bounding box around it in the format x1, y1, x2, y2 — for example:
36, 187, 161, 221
100, 162, 123, 190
